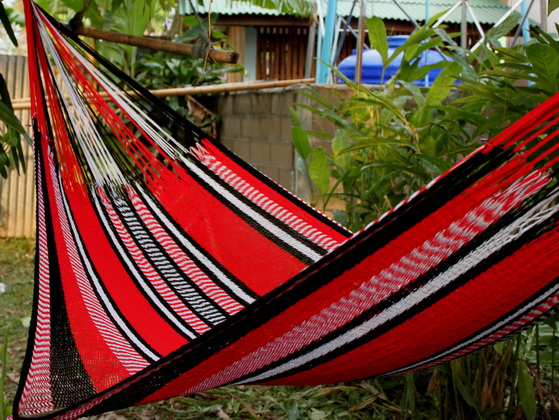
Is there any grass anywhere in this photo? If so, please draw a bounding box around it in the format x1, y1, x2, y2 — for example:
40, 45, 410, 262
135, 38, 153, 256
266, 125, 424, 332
0, 239, 34, 419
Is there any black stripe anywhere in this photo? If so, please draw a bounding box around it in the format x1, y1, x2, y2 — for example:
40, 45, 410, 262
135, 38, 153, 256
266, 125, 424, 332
211, 139, 352, 238
39, 8, 349, 243
136, 183, 259, 304
48, 215, 97, 409
41, 9, 344, 265
88, 186, 200, 340
60, 181, 160, 362
107, 188, 229, 325
379, 277, 559, 377
187, 154, 333, 257
177, 158, 318, 265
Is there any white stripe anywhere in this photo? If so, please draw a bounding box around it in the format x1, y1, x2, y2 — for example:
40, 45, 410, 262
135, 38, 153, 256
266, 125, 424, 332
91, 190, 198, 339
58, 180, 159, 363
137, 184, 256, 304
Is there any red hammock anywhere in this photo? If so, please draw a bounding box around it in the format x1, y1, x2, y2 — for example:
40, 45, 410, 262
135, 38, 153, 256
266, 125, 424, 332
13, 1, 559, 418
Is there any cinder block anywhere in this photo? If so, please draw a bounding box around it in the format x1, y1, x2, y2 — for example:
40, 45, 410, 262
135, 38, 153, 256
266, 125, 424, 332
271, 93, 295, 117
252, 94, 273, 115
250, 141, 271, 165
229, 139, 250, 160
279, 117, 296, 142
233, 94, 252, 115
241, 118, 263, 140
258, 117, 282, 141
220, 116, 242, 139
218, 94, 234, 115
260, 166, 280, 183
278, 168, 294, 190
270, 142, 294, 168
221, 138, 234, 150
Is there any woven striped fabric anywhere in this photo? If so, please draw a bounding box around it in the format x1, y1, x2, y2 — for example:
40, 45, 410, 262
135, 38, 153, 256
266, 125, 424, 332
13, 1, 559, 418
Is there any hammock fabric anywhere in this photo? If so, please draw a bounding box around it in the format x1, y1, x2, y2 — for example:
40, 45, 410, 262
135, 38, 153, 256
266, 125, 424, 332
13, 1, 559, 418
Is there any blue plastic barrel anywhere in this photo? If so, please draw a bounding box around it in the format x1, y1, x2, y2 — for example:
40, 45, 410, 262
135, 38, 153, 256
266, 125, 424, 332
338, 36, 448, 86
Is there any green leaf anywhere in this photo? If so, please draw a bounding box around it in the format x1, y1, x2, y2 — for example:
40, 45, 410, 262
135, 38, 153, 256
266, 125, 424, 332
526, 43, 559, 93
289, 106, 301, 127
366, 17, 388, 66
486, 14, 520, 43
426, 62, 462, 106
549, 0, 559, 15
493, 341, 505, 356
183, 15, 199, 27
517, 361, 537, 420
0, 2, 18, 47
410, 106, 431, 128
309, 147, 330, 195
0, 101, 24, 134
399, 81, 427, 107
0, 75, 13, 111
450, 361, 478, 411
332, 129, 351, 171
129, 0, 154, 37
61, 0, 85, 12
291, 126, 311, 160
416, 153, 451, 173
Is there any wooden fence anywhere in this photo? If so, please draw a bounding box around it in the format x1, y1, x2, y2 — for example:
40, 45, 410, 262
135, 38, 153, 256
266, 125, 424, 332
257, 26, 310, 81
0, 55, 34, 238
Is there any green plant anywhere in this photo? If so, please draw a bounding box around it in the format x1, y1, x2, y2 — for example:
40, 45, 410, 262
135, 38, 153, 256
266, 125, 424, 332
1, 326, 11, 420
0, 2, 28, 179
133, 14, 242, 123
292, 15, 559, 419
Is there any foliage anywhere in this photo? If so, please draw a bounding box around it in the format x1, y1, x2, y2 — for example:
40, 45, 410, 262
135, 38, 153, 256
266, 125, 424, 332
36, 0, 166, 75
291, 15, 559, 419
0, 239, 35, 420
0, 4, 28, 179
133, 15, 242, 123
1, 327, 10, 419
293, 15, 559, 230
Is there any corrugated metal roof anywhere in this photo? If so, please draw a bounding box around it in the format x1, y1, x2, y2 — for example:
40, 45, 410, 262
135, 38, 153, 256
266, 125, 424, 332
345, 0, 515, 24
180, 0, 288, 16
180, 0, 518, 26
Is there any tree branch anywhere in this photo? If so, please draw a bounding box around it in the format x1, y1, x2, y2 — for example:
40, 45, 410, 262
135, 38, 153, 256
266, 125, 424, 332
73, 25, 239, 64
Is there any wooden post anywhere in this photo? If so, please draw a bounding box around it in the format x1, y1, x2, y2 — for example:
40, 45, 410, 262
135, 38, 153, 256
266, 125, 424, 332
74, 26, 239, 64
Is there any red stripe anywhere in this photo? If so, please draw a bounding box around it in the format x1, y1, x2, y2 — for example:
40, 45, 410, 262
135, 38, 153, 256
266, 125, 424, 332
64, 186, 189, 356
42, 164, 129, 391
200, 139, 350, 245
271, 225, 559, 386
152, 169, 309, 296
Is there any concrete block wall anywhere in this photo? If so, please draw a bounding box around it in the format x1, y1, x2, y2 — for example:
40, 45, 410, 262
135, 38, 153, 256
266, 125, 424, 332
214, 84, 353, 212
216, 87, 299, 192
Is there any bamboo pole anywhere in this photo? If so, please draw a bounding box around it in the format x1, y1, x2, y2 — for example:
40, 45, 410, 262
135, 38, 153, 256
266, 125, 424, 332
11, 78, 315, 110
74, 26, 239, 64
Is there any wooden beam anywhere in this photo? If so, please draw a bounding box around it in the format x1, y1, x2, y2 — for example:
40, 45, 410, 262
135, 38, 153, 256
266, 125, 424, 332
74, 26, 239, 64
11, 78, 315, 110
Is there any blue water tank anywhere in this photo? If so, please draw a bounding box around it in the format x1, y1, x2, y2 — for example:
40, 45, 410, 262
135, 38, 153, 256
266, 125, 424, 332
338, 36, 448, 86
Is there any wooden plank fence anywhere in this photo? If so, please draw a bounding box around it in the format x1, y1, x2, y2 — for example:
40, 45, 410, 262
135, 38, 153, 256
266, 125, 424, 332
0, 55, 35, 238
257, 26, 310, 81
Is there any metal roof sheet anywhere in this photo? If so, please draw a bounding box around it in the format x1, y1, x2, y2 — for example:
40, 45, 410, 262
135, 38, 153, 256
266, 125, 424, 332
180, 0, 288, 16
345, 0, 515, 24
180, 0, 518, 25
